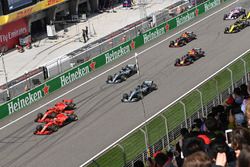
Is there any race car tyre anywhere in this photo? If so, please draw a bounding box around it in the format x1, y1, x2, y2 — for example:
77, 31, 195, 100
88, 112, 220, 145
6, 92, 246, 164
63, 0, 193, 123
223, 14, 227, 20
246, 21, 250, 26
179, 40, 188, 47
224, 27, 229, 34
49, 125, 59, 132
122, 93, 129, 100
175, 58, 180, 65
69, 114, 78, 121
242, 9, 246, 15
121, 75, 127, 81
169, 41, 174, 47
36, 125, 43, 131
107, 75, 113, 82
66, 103, 76, 110
151, 83, 158, 90
34, 113, 43, 122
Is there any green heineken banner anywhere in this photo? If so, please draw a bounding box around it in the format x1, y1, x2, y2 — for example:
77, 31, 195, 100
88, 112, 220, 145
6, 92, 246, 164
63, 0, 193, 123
0, 0, 222, 120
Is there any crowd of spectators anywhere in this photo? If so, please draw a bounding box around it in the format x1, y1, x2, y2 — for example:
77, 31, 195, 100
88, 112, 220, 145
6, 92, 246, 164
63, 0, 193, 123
133, 83, 250, 167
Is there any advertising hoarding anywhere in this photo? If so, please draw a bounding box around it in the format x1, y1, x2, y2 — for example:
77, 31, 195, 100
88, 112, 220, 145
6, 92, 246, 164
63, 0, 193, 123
0, 18, 29, 50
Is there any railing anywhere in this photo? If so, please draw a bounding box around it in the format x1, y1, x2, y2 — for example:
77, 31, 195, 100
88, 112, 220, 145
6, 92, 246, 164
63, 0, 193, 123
81, 45, 250, 166
0, 0, 189, 104
44, 2, 190, 78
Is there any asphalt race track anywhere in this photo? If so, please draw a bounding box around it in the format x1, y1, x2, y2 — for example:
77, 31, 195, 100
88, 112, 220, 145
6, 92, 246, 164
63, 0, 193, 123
1, 1, 250, 166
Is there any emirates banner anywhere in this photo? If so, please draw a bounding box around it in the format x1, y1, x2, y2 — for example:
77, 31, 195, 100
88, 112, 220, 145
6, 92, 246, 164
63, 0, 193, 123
0, 18, 29, 51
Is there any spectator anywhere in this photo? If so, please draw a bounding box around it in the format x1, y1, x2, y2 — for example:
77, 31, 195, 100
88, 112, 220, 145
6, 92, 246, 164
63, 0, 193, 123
208, 137, 236, 167
236, 145, 250, 167
24, 84, 30, 92
191, 118, 203, 132
134, 160, 144, 167
240, 84, 249, 99
182, 137, 205, 158
248, 81, 250, 95
204, 117, 220, 140
225, 90, 245, 127
82, 29, 87, 43
121, 35, 126, 43
175, 128, 189, 167
154, 152, 174, 167
233, 88, 243, 105
231, 127, 250, 157
146, 157, 155, 167
228, 109, 235, 129
215, 152, 227, 167
245, 102, 250, 127
85, 26, 89, 40
177, 128, 189, 150
176, 6, 182, 15
98, 0, 105, 12
183, 151, 212, 167
213, 105, 228, 131
123, 0, 132, 8
138, 29, 142, 36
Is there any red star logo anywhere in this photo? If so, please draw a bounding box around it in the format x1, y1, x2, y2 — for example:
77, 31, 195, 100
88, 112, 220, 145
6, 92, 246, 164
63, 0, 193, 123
130, 40, 135, 49
89, 61, 96, 71
195, 8, 199, 17
165, 23, 169, 32
43, 84, 49, 95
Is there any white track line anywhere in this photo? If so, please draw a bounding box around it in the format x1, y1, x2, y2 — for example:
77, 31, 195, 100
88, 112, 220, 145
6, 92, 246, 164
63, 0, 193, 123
0, 0, 238, 135
80, 46, 249, 167
80, 1, 241, 166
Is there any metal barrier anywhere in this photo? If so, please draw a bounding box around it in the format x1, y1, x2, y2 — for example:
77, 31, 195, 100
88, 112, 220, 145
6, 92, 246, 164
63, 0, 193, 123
0, 0, 189, 104
48, 1, 191, 78
81, 48, 250, 166
81, 42, 250, 167
0, 69, 45, 103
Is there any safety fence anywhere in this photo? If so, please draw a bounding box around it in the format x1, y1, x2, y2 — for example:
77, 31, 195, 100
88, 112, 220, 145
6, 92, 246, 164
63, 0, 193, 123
81, 47, 250, 167
0, 0, 226, 120
0, 0, 189, 104
43, 1, 191, 78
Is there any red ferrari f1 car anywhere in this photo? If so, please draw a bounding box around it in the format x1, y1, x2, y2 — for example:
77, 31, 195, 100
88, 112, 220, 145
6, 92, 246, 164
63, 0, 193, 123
34, 113, 78, 135
169, 32, 197, 47
34, 99, 76, 122
55, 99, 76, 110
34, 122, 58, 135
34, 99, 78, 135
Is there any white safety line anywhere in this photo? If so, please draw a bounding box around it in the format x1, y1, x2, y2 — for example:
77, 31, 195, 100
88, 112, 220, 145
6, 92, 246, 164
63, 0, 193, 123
0, 0, 238, 137
80, 1, 242, 166
80, 31, 248, 167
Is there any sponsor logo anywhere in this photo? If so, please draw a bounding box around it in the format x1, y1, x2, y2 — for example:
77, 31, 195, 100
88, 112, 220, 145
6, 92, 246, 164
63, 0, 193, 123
60, 66, 90, 87
47, 0, 64, 6
130, 40, 135, 49
176, 11, 195, 27
16, 7, 33, 19
143, 27, 165, 44
0, 27, 27, 43
105, 45, 130, 64
8, 91, 43, 114
165, 23, 169, 32
204, 0, 220, 12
